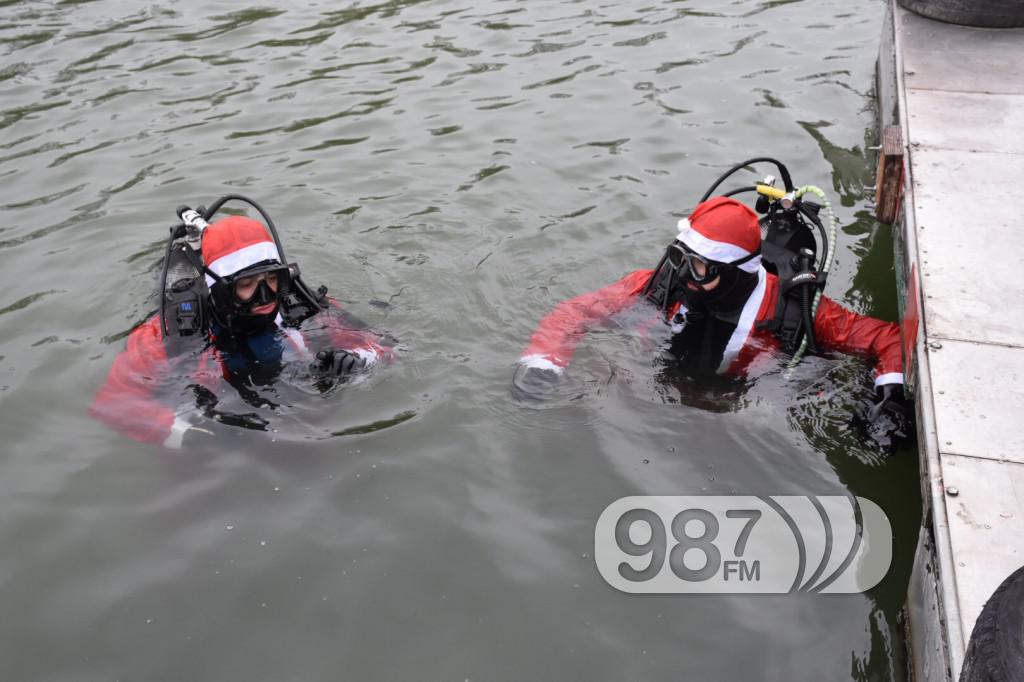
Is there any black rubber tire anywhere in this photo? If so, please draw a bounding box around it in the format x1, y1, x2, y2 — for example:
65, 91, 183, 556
899, 0, 1024, 28
960, 564, 1024, 682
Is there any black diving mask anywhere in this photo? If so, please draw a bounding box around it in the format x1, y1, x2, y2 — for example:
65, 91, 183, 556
666, 242, 760, 285
210, 261, 294, 318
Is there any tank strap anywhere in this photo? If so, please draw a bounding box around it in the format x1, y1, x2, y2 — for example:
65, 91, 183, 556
756, 273, 828, 354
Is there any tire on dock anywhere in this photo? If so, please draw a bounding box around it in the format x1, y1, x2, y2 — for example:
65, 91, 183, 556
959, 564, 1024, 682
899, 0, 1024, 28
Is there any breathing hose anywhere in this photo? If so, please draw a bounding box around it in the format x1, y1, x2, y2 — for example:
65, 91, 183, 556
786, 184, 838, 369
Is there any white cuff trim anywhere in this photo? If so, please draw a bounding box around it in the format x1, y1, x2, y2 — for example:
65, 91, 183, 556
353, 348, 379, 366
873, 372, 904, 388
163, 416, 191, 450
518, 355, 564, 374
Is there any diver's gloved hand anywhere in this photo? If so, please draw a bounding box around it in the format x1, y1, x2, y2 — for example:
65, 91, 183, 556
512, 364, 562, 403
189, 385, 270, 433
315, 349, 367, 379
858, 383, 915, 451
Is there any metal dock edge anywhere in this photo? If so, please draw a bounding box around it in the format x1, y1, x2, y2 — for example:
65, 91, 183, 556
878, 3, 1024, 680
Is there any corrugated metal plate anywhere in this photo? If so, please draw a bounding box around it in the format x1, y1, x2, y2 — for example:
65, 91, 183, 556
939, 454, 1024, 640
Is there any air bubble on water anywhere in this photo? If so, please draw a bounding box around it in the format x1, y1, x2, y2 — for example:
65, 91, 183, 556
274, 487, 280, 492
260, 541, 267, 547
226, 525, 235, 531
581, 552, 589, 559
642, 459, 649, 464
322, 596, 328, 602
260, 603, 266, 608
572, 583, 580, 589
371, 464, 377, 469
701, 487, 707, 492
146, 618, 152, 624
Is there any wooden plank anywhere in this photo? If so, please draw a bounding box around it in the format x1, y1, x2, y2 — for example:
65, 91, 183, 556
875, 125, 903, 223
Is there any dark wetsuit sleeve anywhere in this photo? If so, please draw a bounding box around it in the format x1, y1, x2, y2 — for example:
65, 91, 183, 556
518, 269, 654, 372
89, 316, 180, 444
813, 295, 904, 387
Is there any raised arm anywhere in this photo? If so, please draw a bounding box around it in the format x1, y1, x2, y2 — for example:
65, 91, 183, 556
813, 296, 904, 388
518, 269, 653, 373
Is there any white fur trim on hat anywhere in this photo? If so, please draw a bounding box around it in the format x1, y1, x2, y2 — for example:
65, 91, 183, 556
676, 218, 761, 273
204, 241, 281, 287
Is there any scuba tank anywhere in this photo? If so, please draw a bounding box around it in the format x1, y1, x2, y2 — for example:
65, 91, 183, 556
644, 157, 838, 367
158, 194, 329, 338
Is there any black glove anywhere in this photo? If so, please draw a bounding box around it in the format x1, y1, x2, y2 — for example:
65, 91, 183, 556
190, 385, 270, 432
512, 364, 562, 403
314, 349, 367, 379
857, 383, 915, 451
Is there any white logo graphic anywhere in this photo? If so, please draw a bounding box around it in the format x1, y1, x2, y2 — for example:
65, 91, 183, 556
594, 496, 892, 594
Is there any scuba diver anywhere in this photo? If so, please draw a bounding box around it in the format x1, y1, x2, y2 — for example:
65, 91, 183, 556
91, 195, 394, 448
515, 159, 912, 442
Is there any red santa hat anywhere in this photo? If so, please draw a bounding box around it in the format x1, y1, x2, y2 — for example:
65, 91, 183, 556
675, 196, 762, 273
201, 216, 282, 287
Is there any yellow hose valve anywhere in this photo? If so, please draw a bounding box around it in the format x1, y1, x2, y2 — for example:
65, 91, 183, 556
755, 184, 787, 200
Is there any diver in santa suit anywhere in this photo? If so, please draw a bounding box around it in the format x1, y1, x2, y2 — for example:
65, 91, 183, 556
91, 209, 394, 448
515, 196, 912, 441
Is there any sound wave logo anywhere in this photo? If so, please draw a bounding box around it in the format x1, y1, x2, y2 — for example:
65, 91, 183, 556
594, 496, 892, 594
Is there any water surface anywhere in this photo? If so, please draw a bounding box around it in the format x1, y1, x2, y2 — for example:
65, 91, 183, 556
0, 1, 919, 680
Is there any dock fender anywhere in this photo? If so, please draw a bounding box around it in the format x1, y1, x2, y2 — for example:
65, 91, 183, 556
960, 564, 1024, 682
899, 0, 1024, 28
